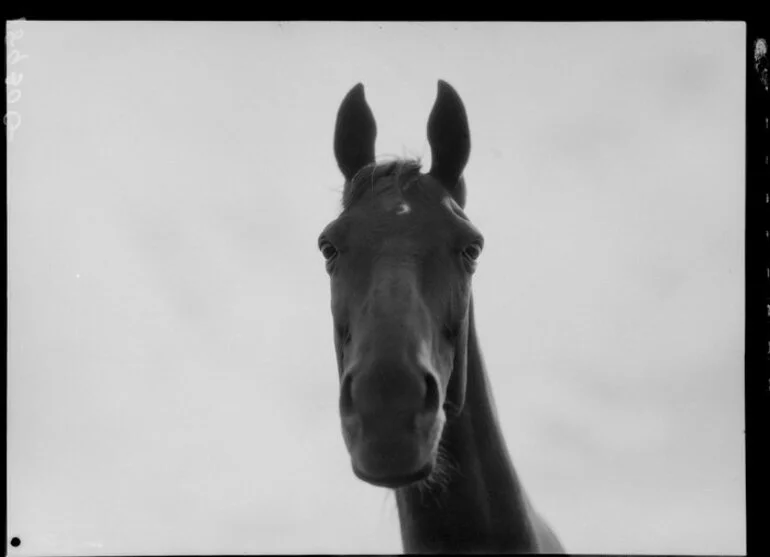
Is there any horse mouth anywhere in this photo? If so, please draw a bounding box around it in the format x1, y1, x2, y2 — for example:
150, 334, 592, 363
352, 462, 433, 488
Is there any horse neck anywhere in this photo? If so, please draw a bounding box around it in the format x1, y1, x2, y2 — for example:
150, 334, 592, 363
394, 297, 538, 554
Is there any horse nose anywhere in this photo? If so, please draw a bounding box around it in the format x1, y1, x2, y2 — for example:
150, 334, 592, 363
340, 365, 440, 424
339, 358, 442, 484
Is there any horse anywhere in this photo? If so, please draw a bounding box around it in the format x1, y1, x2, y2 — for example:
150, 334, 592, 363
317, 80, 565, 554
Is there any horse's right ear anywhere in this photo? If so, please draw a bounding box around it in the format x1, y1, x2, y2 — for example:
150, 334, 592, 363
334, 83, 377, 182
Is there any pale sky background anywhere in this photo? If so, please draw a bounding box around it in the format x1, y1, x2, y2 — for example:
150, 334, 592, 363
7, 21, 745, 556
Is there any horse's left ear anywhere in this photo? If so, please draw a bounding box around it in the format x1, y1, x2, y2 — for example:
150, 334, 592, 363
427, 80, 470, 206
334, 83, 377, 182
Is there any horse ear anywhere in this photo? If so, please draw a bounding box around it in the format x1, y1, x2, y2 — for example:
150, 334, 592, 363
334, 83, 377, 182
427, 80, 470, 204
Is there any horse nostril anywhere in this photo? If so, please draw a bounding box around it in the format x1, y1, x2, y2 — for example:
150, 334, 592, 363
341, 367, 439, 419
340, 373, 355, 416
423, 373, 440, 414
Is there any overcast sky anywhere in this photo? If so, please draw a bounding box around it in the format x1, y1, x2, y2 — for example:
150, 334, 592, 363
7, 21, 745, 555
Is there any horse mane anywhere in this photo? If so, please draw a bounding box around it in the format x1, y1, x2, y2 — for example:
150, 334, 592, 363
342, 158, 423, 211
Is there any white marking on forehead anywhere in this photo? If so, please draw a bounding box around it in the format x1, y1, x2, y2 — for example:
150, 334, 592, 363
396, 202, 411, 215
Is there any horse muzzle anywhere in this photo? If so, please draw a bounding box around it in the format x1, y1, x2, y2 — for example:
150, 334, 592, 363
339, 360, 444, 487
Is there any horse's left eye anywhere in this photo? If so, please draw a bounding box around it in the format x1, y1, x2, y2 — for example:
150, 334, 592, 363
463, 242, 483, 261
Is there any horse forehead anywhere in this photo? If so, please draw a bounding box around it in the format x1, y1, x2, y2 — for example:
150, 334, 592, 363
345, 183, 451, 241
379, 187, 446, 219
375, 189, 409, 214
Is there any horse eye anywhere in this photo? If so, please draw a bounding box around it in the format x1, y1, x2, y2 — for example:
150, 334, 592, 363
322, 244, 338, 260
463, 243, 482, 261
319, 239, 338, 261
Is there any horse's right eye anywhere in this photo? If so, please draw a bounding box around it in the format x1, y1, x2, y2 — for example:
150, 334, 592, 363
318, 237, 338, 261
321, 243, 338, 261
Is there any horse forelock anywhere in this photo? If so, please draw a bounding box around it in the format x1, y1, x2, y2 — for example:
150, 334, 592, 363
341, 158, 424, 211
